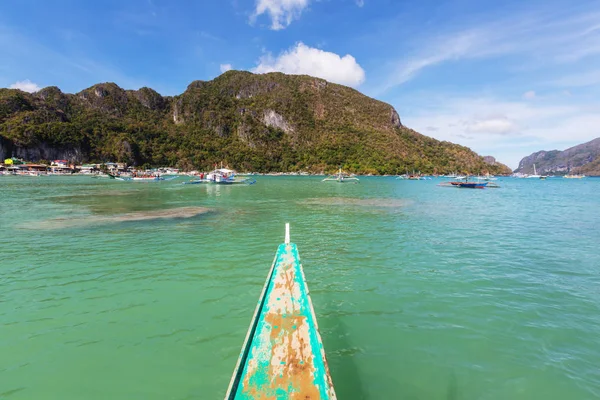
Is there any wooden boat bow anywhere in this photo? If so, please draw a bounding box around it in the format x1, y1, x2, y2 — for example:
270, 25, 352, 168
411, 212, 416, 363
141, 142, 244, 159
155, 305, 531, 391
225, 224, 336, 399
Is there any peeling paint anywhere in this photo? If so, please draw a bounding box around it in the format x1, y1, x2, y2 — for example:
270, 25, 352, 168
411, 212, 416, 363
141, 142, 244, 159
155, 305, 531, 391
225, 243, 336, 399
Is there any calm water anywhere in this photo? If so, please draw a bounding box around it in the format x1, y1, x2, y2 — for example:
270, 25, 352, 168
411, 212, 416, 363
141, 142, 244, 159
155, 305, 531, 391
1, 176, 599, 399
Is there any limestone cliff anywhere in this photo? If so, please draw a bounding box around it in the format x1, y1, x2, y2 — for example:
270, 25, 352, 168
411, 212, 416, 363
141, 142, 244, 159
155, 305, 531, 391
515, 138, 600, 175
1, 71, 506, 174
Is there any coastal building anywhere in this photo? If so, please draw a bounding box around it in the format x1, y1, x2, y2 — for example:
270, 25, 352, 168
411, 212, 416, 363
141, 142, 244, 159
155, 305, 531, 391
51, 160, 69, 168
104, 162, 128, 173
79, 164, 99, 174
49, 160, 75, 174
21, 164, 48, 172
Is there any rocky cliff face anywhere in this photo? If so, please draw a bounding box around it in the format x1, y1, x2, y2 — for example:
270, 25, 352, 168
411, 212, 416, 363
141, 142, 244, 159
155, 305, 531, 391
0, 135, 9, 160
515, 138, 600, 174
0, 71, 507, 174
482, 156, 511, 174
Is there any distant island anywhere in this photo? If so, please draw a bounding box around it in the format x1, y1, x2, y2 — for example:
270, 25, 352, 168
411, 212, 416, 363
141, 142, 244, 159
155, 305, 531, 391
0, 71, 511, 175
515, 137, 600, 176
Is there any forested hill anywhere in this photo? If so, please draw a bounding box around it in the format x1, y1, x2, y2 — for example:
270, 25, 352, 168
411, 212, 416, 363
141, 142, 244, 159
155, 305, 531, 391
0, 71, 511, 174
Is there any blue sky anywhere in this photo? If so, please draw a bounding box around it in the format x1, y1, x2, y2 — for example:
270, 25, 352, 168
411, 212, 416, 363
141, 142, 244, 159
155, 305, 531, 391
1, 0, 600, 168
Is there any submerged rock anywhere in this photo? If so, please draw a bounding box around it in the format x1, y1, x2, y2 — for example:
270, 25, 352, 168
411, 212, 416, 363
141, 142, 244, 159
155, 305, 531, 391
21, 207, 211, 230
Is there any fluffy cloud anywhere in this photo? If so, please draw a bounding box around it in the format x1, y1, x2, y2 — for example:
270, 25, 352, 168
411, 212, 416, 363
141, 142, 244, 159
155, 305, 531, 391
401, 93, 599, 168
356, 0, 365, 7
220, 64, 233, 73
253, 42, 366, 87
9, 79, 41, 93
372, 7, 600, 94
253, 0, 310, 30
464, 115, 519, 135
523, 90, 536, 99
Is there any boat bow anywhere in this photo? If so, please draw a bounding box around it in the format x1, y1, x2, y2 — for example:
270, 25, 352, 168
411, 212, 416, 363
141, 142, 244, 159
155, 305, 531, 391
225, 224, 336, 399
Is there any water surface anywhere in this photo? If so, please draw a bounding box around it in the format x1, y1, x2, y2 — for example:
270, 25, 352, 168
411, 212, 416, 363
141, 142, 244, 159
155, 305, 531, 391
1, 176, 599, 399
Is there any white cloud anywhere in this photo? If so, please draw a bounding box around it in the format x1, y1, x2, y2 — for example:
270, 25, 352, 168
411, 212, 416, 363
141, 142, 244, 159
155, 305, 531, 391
252, 0, 310, 30
464, 115, 520, 135
356, 0, 365, 7
372, 8, 600, 94
253, 42, 366, 87
374, 30, 491, 92
360, 4, 600, 168
220, 63, 233, 73
401, 93, 600, 168
9, 79, 41, 93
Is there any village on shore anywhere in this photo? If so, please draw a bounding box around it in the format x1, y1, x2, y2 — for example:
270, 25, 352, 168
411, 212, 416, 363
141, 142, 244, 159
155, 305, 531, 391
1, 157, 586, 180
0, 158, 310, 177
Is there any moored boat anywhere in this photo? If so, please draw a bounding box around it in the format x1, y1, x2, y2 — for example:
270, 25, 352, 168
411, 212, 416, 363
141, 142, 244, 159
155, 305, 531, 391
184, 168, 256, 185
397, 170, 428, 180
112, 174, 177, 182
130, 176, 164, 181
454, 181, 488, 189
527, 164, 546, 179
445, 175, 490, 189
476, 173, 497, 181
225, 224, 336, 399
322, 168, 359, 183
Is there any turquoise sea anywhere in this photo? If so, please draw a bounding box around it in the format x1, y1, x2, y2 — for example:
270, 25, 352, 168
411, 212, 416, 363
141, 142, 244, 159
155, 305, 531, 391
1, 176, 599, 399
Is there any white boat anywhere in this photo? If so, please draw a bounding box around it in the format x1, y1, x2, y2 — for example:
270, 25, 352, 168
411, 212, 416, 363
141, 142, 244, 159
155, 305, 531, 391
322, 168, 359, 183
206, 168, 236, 183
116, 175, 176, 182
184, 168, 256, 185
397, 170, 427, 180
476, 173, 498, 181
131, 176, 166, 182
527, 164, 546, 179
564, 174, 585, 179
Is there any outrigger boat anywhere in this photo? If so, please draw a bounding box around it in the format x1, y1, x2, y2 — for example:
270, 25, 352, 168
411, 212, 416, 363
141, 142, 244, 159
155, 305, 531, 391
396, 170, 429, 180
475, 173, 498, 181
448, 176, 488, 188
130, 176, 175, 182
110, 173, 177, 182
225, 224, 336, 399
438, 176, 492, 189
322, 168, 359, 183
453, 181, 488, 189
183, 168, 256, 185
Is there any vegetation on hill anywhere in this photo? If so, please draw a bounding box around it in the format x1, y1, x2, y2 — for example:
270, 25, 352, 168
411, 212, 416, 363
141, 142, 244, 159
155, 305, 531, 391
573, 156, 600, 176
0, 71, 511, 174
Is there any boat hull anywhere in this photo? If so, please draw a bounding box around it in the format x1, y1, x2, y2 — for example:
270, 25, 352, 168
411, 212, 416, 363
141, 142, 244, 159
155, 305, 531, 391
183, 178, 256, 185
450, 181, 488, 189
225, 242, 336, 399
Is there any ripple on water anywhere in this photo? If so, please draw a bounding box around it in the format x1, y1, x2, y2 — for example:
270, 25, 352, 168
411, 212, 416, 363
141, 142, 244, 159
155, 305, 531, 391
301, 197, 410, 208
2, 177, 600, 399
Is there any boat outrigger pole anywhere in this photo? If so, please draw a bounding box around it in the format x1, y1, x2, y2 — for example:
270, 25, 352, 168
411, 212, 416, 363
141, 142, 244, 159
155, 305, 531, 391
225, 223, 337, 399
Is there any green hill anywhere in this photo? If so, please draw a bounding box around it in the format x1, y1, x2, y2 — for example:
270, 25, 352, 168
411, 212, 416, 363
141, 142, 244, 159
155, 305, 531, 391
0, 71, 510, 174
